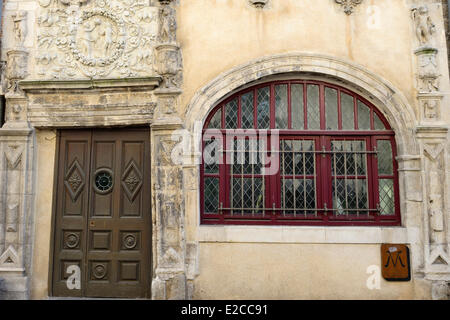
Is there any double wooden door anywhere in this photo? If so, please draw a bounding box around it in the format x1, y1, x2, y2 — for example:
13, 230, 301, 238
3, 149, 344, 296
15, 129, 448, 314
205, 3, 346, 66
52, 129, 151, 298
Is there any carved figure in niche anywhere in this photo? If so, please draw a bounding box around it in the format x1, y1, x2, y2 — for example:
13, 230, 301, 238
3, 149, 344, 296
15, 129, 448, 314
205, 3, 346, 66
424, 100, 438, 119
12, 11, 28, 47
81, 19, 101, 58
412, 6, 435, 46
99, 23, 113, 57
159, 6, 176, 43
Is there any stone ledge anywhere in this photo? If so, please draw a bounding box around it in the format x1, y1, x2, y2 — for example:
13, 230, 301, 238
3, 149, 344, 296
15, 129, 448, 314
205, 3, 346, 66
19, 77, 162, 92
197, 226, 410, 244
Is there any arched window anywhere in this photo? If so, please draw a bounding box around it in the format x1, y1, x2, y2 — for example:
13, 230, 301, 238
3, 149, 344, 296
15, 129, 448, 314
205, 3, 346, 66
201, 80, 400, 226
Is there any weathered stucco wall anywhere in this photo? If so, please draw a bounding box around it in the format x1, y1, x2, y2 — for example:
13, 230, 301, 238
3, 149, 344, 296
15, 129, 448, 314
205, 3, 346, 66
194, 243, 431, 300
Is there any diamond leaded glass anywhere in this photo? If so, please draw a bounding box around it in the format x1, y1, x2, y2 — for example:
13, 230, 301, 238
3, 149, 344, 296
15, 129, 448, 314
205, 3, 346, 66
341, 93, 355, 130
225, 99, 238, 129
358, 100, 371, 130
241, 92, 254, 129
325, 87, 338, 130
291, 84, 304, 130
373, 112, 385, 130
257, 87, 270, 129
275, 85, 288, 129
379, 179, 395, 215
208, 108, 222, 129
377, 140, 393, 175
307, 85, 320, 130
204, 177, 219, 213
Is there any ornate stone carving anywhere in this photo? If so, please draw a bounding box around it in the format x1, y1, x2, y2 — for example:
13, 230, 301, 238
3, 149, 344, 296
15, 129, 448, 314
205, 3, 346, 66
158, 5, 176, 43
5, 145, 23, 170
249, 0, 268, 8
6, 50, 29, 96
12, 11, 28, 47
155, 44, 181, 89
158, 139, 177, 166
412, 6, 436, 47
36, 0, 158, 79
0, 246, 22, 271
415, 48, 440, 93
335, 0, 363, 15
422, 99, 439, 120
155, 0, 182, 90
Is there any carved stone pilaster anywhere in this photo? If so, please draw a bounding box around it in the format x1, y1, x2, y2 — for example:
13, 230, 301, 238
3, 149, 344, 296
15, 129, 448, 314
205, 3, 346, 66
416, 127, 450, 285
0, 128, 34, 299
151, 123, 187, 300
155, 0, 182, 91
411, 5, 445, 131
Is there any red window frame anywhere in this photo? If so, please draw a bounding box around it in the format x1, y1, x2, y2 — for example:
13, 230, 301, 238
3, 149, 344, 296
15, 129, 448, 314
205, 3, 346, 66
200, 80, 401, 226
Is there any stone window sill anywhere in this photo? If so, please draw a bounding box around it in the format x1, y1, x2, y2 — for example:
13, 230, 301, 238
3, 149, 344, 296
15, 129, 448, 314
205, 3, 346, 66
197, 225, 408, 244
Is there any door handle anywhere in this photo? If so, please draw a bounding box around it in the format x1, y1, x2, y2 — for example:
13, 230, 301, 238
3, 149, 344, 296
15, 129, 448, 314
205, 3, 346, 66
89, 221, 95, 227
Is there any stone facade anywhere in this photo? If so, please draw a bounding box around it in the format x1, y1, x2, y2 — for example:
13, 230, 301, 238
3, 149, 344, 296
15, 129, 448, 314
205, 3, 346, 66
0, 0, 448, 300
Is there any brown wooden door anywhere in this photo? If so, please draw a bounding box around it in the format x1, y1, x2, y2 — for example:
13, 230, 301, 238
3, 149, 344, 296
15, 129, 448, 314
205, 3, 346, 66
52, 128, 151, 298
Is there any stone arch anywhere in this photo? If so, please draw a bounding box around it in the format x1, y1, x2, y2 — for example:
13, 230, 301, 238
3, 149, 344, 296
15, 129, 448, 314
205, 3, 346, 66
185, 52, 418, 156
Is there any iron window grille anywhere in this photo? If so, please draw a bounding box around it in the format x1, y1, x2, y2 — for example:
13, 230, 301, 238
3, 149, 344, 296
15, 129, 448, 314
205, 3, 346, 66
201, 80, 401, 226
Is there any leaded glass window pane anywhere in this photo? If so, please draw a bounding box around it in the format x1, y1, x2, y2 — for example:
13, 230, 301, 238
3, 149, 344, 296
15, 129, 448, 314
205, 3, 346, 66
230, 177, 264, 215
225, 99, 238, 129
358, 100, 371, 130
275, 85, 288, 129
307, 85, 320, 130
374, 112, 385, 130
204, 177, 219, 213
208, 108, 222, 129
232, 138, 261, 175
257, 87, 270, 129
379, 179, 395, 215
377, 140, 393, 175
331, 140, 369, 216
204, 138, 219, 173
325, 87, 338, 130
341, 93, 355, 130
241, 92, 254, 129
291, 84, 304, 130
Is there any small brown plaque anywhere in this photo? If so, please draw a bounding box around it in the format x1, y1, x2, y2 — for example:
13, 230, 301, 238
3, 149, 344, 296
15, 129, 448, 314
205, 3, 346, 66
381, 244, 411, 281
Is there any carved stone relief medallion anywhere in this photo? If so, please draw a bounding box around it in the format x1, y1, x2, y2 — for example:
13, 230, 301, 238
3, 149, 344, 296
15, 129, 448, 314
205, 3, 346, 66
37, 0, 158, 79
71, 9, 125, 67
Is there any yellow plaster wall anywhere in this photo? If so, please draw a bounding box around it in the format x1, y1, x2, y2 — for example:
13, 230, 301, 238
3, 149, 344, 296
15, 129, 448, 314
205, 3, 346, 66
193, 243, 431, 300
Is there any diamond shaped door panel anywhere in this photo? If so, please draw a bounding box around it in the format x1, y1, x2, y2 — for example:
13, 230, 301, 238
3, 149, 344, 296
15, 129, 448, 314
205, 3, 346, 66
121, 142, 145, 217
52, 129, 151, 298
